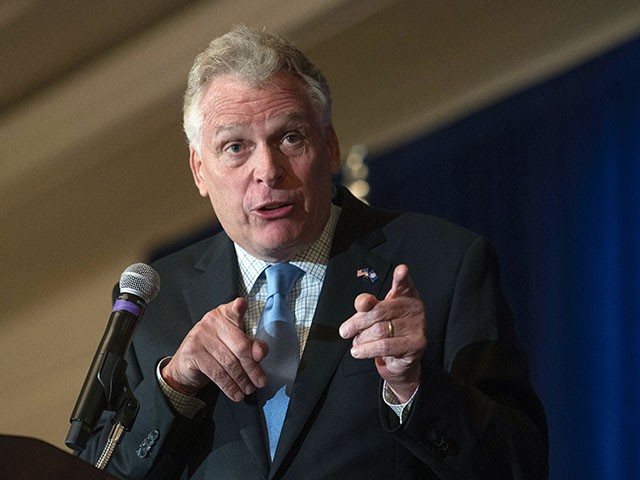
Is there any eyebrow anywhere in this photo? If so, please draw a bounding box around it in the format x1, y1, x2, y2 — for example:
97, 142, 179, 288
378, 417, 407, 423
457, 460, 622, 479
214, 112, 312, 137
215, 124, 240, 136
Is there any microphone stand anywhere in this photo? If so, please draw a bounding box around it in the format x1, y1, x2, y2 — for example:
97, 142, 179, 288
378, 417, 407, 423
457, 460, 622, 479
95, 397, 139, 470
66, 351, 139, 470
93, 352, 140, 470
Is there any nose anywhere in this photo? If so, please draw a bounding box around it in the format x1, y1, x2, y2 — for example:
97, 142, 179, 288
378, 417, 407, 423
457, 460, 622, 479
253, 144, 286, 187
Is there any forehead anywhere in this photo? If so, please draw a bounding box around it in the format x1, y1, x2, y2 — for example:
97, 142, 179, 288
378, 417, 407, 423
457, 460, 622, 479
200, 72, 319, 131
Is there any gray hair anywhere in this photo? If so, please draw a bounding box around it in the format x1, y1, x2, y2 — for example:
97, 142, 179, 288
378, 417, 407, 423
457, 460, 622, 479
183, 25, 333, 152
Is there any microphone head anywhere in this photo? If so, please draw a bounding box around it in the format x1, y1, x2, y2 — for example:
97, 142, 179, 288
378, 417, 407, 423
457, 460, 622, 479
119, 263, 161, 303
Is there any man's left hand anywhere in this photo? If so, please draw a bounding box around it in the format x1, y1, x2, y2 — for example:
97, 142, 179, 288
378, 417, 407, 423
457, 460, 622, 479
339, 264, 427, 402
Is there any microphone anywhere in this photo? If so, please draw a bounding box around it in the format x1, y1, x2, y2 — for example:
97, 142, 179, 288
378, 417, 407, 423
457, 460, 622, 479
65, 263, 160, 452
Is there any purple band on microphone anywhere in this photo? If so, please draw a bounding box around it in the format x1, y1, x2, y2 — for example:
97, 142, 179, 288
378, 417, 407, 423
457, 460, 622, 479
113, 299, 143, 316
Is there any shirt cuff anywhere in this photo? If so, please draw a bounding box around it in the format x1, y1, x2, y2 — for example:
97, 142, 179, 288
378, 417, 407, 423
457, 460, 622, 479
382, 381, 419, 425
156, 357, 206, 419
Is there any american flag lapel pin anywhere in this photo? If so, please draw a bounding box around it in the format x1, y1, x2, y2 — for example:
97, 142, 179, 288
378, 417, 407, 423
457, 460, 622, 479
356, 267, 378, 282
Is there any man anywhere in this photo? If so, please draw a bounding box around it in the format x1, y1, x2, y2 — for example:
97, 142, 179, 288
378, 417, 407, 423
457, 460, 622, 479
81, 25, 548, 479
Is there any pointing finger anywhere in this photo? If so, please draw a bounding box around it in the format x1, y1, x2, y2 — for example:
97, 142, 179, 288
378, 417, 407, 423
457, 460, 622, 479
225, 297, 248, 328
385, 264, 418, 300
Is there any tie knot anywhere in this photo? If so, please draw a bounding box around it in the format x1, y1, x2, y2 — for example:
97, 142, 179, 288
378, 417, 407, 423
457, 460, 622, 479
265, 262, 303, 298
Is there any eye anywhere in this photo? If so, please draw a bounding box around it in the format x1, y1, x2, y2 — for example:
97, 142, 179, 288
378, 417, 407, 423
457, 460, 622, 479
282, 132, 302, 145
224, 142, 243, 154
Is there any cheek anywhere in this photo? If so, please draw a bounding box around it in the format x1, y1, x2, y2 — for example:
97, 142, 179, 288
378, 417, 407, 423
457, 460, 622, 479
208, 175, 250, 217
306, 160, 334, 192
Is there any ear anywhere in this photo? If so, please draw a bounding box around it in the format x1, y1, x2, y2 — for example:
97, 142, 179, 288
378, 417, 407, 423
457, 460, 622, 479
325, 125, 341, 176
189, 145, 209, 198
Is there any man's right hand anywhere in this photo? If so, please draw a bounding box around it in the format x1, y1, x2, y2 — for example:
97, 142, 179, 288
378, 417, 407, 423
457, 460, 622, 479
161, 297, 268, 402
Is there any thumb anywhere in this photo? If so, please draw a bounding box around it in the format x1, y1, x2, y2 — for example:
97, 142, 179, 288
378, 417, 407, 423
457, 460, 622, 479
252, 339, 269, 363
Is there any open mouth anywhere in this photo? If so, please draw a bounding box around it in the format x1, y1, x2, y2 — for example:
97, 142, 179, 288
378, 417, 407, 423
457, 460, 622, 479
260, 203, 288, 211
255, 201, 295, 218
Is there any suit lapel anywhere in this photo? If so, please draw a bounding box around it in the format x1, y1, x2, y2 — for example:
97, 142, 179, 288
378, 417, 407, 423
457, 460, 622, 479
183, 235, 271, 476
183, 235, 238, 325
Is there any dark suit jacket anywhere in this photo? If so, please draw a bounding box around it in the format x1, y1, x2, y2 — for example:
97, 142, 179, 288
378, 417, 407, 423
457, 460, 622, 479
81, 187, 548, 479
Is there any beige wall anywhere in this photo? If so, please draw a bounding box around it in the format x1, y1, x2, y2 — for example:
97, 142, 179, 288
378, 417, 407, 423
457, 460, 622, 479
2, 0, 639, 450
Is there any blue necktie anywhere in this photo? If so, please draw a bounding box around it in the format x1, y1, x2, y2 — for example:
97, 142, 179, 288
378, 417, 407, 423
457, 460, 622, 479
255, 262, 303, 460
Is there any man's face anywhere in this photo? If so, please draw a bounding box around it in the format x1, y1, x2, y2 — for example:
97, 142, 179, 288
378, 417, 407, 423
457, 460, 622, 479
190, 72, 341, 262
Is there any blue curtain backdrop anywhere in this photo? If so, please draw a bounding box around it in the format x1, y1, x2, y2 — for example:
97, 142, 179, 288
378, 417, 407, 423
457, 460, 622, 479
367, 36, 640, 479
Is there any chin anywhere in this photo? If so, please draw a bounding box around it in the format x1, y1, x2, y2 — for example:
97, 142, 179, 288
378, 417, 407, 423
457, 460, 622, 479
258, 236, 310, 262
